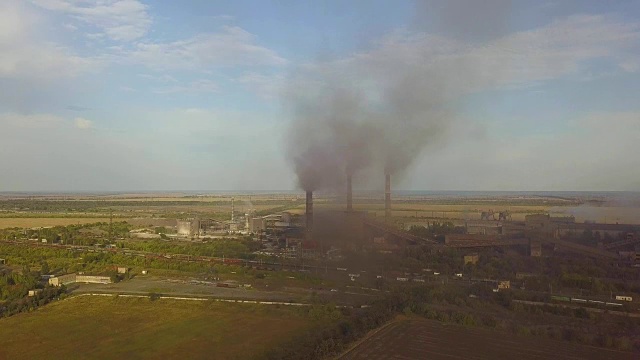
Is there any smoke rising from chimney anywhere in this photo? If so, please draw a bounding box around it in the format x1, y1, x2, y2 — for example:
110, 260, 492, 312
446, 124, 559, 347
284, 3, 514, 192
284, 61, 451, 192
305, 190, 313, 240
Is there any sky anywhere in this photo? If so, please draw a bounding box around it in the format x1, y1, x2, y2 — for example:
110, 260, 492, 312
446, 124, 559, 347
1, 0, 639, 192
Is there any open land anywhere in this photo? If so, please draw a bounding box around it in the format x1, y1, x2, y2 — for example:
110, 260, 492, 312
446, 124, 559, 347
0, 218, 113, 229
0, 296, 315, 360
339, 317, 635, 360
2, 191, 640, 358
2, 191, 640, 224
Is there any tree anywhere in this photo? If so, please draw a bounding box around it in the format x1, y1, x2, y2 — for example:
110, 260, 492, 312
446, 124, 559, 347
40, 261, 50, 275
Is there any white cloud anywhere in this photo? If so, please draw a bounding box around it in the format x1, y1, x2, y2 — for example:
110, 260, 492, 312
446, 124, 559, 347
153, 79, 218, 94
212, 14, 235, 22
74, 117, 92, 129
309, 14, 640, 102
62, 22, 77, 31
237, 72, 285, 100
30, 0, 151, 41
0, 44, 97, 79
137, 73, 178, 83
130, 26, 288, 70
0, 1, 98, 80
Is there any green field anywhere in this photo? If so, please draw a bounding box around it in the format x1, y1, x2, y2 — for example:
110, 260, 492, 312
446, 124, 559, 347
0, 296, 314, 360
0, 217, 113, 229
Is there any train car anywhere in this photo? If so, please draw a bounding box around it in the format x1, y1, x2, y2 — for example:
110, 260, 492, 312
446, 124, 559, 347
615, 295, 633, 302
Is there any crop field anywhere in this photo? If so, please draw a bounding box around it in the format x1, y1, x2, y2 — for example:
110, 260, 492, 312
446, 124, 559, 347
0, 296, 314, 360
0, 218, 112, 229
340, 318, 634, 360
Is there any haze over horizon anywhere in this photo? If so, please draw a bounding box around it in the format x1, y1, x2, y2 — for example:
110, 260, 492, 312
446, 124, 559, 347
2, 0, 640, 192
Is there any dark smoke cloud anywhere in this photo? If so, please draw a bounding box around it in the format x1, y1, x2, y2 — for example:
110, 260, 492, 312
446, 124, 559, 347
285, 64, 451, 191
413, 0, 514, 43
286, 79, 376, 191
285, 1, 514, 192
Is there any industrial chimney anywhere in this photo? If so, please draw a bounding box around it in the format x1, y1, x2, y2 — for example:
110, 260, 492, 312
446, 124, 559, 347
385, 173, 391, 219
305, 191, 313, 240
346, 174, 353, 212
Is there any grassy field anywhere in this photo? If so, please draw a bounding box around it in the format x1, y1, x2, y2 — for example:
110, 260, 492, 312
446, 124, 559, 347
339, 317, 634, 360
0, 218, 112, 229
0, 296, 314, 360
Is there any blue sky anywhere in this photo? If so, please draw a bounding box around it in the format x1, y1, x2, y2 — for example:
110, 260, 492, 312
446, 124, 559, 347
1, 0, 639, 191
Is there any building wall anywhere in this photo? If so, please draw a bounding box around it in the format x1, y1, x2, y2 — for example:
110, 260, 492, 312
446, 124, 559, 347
249, 218, 265, 233
49, 274, 76, 287
76, 275, 112, 284
191, 219, 201, 236
177, 220, 192, 236
49, 274, 112, 286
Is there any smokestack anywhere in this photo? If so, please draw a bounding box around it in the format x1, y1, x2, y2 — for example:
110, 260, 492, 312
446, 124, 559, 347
347, 174, 353, 211
305, 191, 313, 239
385, 173, 391, 219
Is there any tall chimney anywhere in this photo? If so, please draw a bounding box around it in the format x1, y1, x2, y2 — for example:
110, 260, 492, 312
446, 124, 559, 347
305, 191, 313, 239
346, 174, 353, 212
385, 173, 391, 219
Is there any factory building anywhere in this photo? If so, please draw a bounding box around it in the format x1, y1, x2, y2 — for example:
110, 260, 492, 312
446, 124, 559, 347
48, 274, 77, 287
177, 220, 195, 237
76, 275, 112, 284
248, 217, 266, 233
177, 218, 229, 237
525, 214, 639, 240
525, 214, 575, 236
49, 274, 113, 287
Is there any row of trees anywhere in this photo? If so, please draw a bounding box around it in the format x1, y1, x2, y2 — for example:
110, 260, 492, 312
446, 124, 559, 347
259, 277, 639, 359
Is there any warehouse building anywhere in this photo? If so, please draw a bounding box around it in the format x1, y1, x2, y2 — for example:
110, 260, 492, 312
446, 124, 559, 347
48, 274, 77, 287
49, 274, 112, 287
